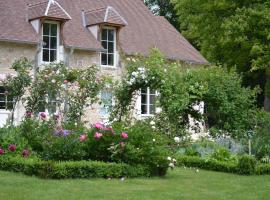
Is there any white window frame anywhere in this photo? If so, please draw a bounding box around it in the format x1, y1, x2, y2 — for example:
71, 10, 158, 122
40, 21, 60, 64
100, 26, 117, 68
99, 91, 114, 118
140, 88, 158, 117
0, 86, 13, 111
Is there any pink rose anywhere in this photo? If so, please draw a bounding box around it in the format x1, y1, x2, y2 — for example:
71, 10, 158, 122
21, 149, 30, 157
94, 132, 103, 139
0, 148, 4, 155
39, 112, 46, 120
121, 132, 128, 139
94, 122, 104, 129
8, 144, 16, 152
79, 134, 88, 142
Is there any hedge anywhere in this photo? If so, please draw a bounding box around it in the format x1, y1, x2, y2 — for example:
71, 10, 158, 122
176, 155, 270, 175
0, 156, 150, 179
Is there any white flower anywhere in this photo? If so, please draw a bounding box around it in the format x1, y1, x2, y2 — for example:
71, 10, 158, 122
169, 163, 175, 168
150, 121, 155, 125
174, 137, 181, 143
151, 126, 156, 130
167, 157, 172, 161
196, 169, 199, 173
126, 57, 131, 61
131, 71, 138, 78
172, 159, 177, 163
153, 139, 156, 142
156, 107, 162, 114
51, 79, 56, 83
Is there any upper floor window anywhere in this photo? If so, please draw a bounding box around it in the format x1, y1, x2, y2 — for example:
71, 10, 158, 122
101, 28, 116, 67
141, 88, 157, 115
42, 22, 59, 63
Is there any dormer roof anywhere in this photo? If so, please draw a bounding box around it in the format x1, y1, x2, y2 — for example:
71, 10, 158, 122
27, 0, 71, 21
83, 6, 128, 27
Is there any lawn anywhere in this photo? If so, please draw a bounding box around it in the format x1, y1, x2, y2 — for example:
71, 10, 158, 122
0, 168, 269, 200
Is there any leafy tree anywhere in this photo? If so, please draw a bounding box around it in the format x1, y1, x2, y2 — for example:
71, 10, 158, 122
144, 0, 179, 30
172, 0, 270, 110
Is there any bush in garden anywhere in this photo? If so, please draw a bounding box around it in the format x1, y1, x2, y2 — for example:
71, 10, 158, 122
238, 155, 257, 175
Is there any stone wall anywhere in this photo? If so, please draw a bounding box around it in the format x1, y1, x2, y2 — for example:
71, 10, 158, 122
0, 41, 37, 73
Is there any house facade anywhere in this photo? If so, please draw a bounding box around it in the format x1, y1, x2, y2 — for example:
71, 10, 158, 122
0, 0, 208, 126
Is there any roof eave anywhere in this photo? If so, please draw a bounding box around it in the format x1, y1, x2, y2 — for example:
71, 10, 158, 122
0, 38, 38, 45
65, 45, 105, 52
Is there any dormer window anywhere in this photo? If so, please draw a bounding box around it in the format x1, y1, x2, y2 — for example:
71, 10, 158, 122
101, 27, 116, 67
42, 22, 59, 63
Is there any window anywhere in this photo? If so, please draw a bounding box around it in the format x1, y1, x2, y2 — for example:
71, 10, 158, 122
100, 91, 113, 117
141, 88, 157, 115
0, 87, 13, 110
101, 28, 115, 66
42, 22, 58, 62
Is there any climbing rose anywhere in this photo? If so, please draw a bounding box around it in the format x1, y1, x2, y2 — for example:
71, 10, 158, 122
94, 122, 104, 129
121, 132, 128, 139
79, 134, 88, 142
94, 132, 103, 139
0, 148, 4, 155
8, 144, 16, 152
21, 150, 30, 157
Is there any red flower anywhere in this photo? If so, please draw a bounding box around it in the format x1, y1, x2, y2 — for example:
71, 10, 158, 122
0, 148, 4, 155
121, 132, 129, 139
26, 111, 32, 118
39, 112, 47, 120
8, 144, 16, 152
21, 149, 30, 157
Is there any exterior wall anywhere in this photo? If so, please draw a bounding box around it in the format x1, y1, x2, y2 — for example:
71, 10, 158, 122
0, 41, 36, 73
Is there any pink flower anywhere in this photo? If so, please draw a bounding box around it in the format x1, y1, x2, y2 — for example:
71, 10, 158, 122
120, 142, 125, 148
0, 148, 4, 155
79, 134, 88, 142
94, 132, 103, 139
21, 149, 30, 157
39, 112, 46, 120
64, 80, 69, 84
26, 111, 32, 118
8, 144, 16, 152
121, 132, 129, 139
94, 122, 104, 129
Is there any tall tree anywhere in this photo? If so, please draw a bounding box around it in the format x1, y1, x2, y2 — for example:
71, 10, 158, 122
173, 0, 270, 110
144, 0, 179, 30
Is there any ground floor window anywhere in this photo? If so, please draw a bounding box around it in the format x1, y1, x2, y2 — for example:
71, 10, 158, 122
141, 88, 157, 115
100, 91, 113, 117
0, 87, 13, 110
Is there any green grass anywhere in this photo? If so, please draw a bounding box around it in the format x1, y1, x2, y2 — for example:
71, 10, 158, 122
0, 168, 269, 200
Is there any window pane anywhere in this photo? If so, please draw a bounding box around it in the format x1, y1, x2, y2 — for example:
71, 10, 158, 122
50, 37, 57, 49
43, 36, 49, 48
101, 53, 107, 65
150, 105, 155, 115
150, 89, 156, 95
102, 29, 107, 40
50, 50, 57, 62
141, 105, 147, 114
51, 24, 57, 36
43, 23, 50, 35
108, 42, 114, 53
108, 54, 114, 66
141, 88, 147, 94
101, 41, 107, 50
43, 49, 49, 62
108, 29, 114, 41
150, 95, 156, 104
100, 91, 112, 116
141, 94, 147, 104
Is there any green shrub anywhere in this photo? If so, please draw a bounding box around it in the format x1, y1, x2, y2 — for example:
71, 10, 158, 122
237, 155, 257, 175
0, 155, 150, 179
255, 164, 270, 175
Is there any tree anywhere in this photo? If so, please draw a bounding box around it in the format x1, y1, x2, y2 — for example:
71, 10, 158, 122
172, 0, 270, 110
144, 0, 179, 30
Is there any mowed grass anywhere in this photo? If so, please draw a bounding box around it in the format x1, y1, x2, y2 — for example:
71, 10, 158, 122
0, 168, 269, 200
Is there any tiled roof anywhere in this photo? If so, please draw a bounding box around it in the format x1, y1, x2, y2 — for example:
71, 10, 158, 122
0, 0, 208, 64
27, 0, 71, 21
84, 6, 127, 27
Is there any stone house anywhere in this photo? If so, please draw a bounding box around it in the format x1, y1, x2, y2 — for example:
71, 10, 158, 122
0, 0, 208, 126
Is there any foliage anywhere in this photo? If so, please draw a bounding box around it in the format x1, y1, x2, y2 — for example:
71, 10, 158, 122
252, 110, 270, 159
113, 50, 259, 138
237, 155, 257, 175
172, 0, 270, 106
0, 155, 149, 179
